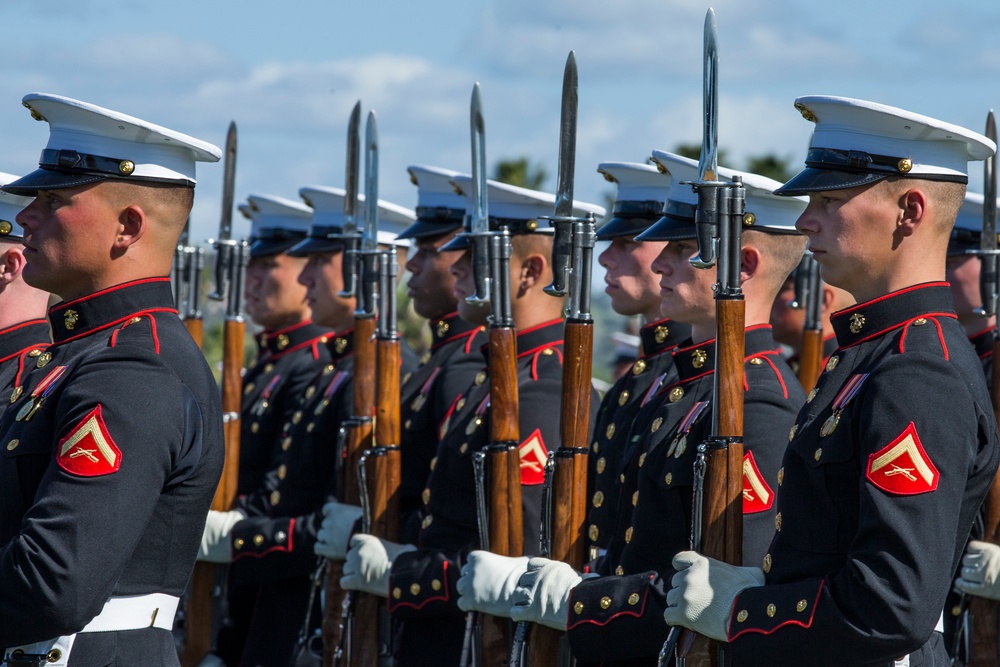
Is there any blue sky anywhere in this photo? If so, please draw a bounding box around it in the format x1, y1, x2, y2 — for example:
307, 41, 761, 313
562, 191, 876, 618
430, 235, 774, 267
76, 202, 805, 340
3, 1, 1000, 241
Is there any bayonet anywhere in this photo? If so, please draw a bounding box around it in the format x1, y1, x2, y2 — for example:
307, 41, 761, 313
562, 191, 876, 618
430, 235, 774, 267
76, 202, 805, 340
358, 111, 379, 319
467, 83, 492, 306
690, 8, 720, 269
340, 101, 362, 298
210, 121, 238, 302
543, 51, 579, 297
976, 110, 998, 318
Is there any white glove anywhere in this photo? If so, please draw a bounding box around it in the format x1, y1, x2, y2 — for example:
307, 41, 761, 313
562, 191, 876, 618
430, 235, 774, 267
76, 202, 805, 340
663, 551, 765, 642
340, 534, 416, 597
509, 557, 586, 631
197, 509, 245, 563
314, 502, 363, 560
456, 551, 530, 616
955, 540, 1000, 600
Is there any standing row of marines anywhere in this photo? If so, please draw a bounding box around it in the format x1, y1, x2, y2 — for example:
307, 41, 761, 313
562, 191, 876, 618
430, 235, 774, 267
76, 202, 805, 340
2, 71, 1000, 667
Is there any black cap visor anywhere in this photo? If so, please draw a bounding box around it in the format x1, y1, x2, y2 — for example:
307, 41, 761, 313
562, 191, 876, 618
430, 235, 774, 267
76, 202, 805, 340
774, 167, 887, 197
397, 218, 463, 241
286, 236, 345, 257
1, 167, 109, 195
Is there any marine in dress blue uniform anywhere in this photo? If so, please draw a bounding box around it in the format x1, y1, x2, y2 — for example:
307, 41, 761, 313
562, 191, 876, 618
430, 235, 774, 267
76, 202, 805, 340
0, 176, 51, 413
0, 93, 224, 666
336, 178, 605, 665
586, 162, 690, 559
197, 185, 417, 666
662, 96, 1000, 667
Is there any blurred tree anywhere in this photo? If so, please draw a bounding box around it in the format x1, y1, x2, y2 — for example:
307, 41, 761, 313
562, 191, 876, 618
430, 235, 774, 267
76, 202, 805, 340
673, 143, 730, 166
745, 153, 794, 183
493, 157, 547, 189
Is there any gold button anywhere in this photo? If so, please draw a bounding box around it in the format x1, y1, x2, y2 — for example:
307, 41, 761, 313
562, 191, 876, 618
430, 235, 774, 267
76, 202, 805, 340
410, 583, 421, 595
282, 437, 292, 451
292, 410, 303, 424
306, 422, 316, 433
665, 473, 673, 485
596, 457, 606, 474
589, 525, 599, 542
574, 601, 584, 614
392, 587, 402, 599
264, 363, 275, 373
278, 464, 287, 480
466, 417, 481, 435
47, 649, 62, 663
422, 488, 431, 505
606, 423, 616, 440
632, 359, 647, 375
592, 441, 600, 454
651, 417, 663, 433
615, 565, 624, 576
737, 610, 748, 623
913, 317, 927, 326
28, 348, 42, 358
251, 422, 260, 434
432, 579, 442, 591
825, 355, 839, 372
777, 467, 784, 486
654, 325, 669, 343
320, 336, 328, 344
638, 452, 647, 467
542, 348, 554, 356
9, 386, 22, 403
775, 513, 782, 531
0, 219, 13, 236
669, 387, 684, 403
814, 448, 822, 461
618, 390, 630, 406
796, 599, 808, 613
952, 604, 962, 616
234, 538, 245, 549
763, 553, 772, 573
405, 419, 412, 430
276, 531, 286, 543
305, 385, 316, 399
456, 398, 467, 411
897, 157, 913, 173
628, 593, 640, 606
632, 491, 639, 506
402, 372, 412, 385
807, 388, 818, 403
788, 425, 797, 442
592, 491, 604, 508
422, 515, 433, 529
600, 596, 612, 610
324, 364, 335, 374
270, 491, 281, 506
749, 357, 763, 365
421, 352, 432, 364
767, 604, 776, 618
6, 439, 18, 451
620, 473, 626, 483
460, 442, 469, 454
36, 351, 52, 368
430, 456, 438, 471
253, 534, 265, 546
625, 527, 633, 543
475, 371, 487, 385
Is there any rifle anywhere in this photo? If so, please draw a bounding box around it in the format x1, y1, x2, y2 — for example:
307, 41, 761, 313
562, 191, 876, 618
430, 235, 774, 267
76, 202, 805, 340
322, 101, 364, 667
659, 11, 746, 667
967, 109, 1000, 667
182, 121, 246, 666
460, 82, 525, 667
172, 217, 206, 347
790, 254, 822, 393
510, 51, 595, 667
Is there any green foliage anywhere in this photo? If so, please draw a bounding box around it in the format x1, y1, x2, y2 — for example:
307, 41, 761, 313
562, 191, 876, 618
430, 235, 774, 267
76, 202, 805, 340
493, 157, 548, 190
744, 154, 795, 183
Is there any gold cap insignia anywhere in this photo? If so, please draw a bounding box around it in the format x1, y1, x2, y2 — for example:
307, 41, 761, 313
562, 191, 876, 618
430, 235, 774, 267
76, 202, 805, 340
0, 221, 11, 236
794, 102, 817, 122
742, 212, 756, 227
897, 158, 913, 173
669, 386, 684, 403
632, 359, 647, 375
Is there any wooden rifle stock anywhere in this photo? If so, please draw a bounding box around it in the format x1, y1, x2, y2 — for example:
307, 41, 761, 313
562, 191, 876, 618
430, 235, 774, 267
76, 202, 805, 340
182, 318, 244, 667
322, 317, 377, 667
184, 319, 204, 350
969, 335, 1000, 666
526, 320, 592, 664
677, 298, 744, 667
797, 329, 823, 394
480, 325, 523, 665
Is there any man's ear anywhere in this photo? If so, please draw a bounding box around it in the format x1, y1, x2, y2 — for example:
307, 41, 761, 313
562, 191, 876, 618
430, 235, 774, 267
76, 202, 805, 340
0, 246, 23, 288
896, 188, 928, 238
518, 253, 546, 288
739, 245, 763, 284
113, 205, 147, 254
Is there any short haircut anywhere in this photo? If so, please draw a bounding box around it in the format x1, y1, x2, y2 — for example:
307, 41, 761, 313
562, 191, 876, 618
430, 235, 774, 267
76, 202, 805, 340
743, 229, 808, 301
